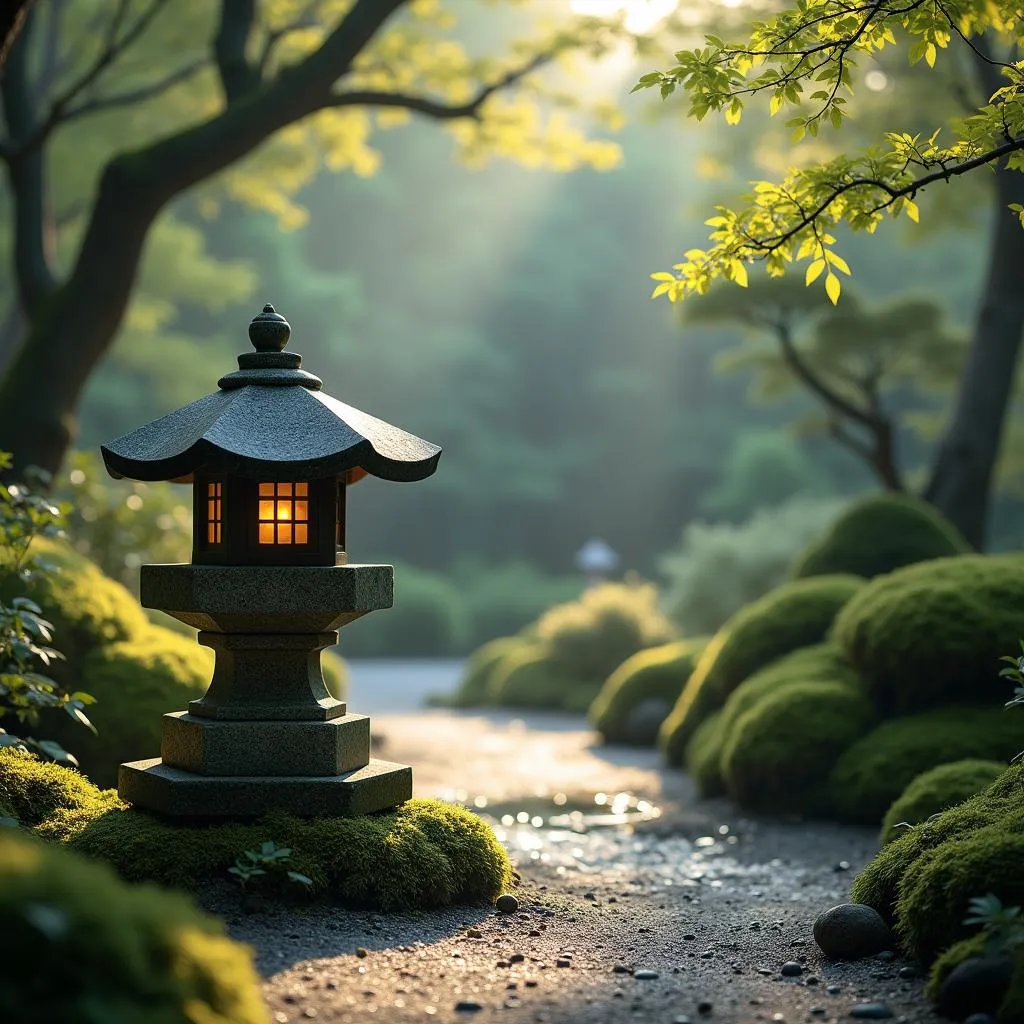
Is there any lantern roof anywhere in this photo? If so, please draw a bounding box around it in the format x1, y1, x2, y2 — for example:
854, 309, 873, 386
101, 305, 442, 484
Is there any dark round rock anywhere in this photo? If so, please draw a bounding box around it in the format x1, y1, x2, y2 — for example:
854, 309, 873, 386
938, 957, 1012, 1020
963, 1016, 997, 1024
634, 969, 660, 980
781, 962, 804, 977
496, 894, 519, 914
850, 1004, 893, 1019
813, 904, 892, 960
697, 1000, 713, 1015
455, 1001, 483, 1013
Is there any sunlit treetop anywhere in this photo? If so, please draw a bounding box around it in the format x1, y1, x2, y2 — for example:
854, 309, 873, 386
636, 0, 1024, 304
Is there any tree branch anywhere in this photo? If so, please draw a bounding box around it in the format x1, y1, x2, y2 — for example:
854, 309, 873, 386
215, 0, 260, 102
61, 57, 207, 123
325, 50, 554, 120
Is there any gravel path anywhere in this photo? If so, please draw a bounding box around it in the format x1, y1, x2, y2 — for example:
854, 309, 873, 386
218, 709, 941, 1024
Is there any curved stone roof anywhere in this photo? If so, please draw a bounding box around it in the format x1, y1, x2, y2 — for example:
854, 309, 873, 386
101, 305, 441, 483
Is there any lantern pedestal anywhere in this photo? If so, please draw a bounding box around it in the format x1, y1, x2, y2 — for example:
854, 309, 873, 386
117, 563, 412, 819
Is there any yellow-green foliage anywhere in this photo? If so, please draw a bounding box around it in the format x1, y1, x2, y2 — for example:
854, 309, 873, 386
0, 829, 266, 1024
44, 627, 214, 787
720, 680, 876, 815
685, 711, 726, 797
534, 581, 676, 685
451, 636, 529, 707
880, 759, 1006, 844
829, 706, 1024, 824
928, 934, 1024, 1024
833, 554, 1024, 713
0, 538, 149, 674
322, 648, 348, 699
489, 645, 572, 710
590, 638, 708, 744
684, 643, 860, 797
792, 493, 970, 580
1, 750, 512, 911
659, 575, 864, 765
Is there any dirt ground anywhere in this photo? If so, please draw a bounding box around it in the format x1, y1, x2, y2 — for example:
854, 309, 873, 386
223, 709, 942, 1024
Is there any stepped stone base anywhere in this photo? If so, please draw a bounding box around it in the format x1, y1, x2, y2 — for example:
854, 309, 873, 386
119, 757, 412, 819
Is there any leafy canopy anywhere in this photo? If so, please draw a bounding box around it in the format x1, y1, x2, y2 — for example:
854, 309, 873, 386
636, 0, 1024, 303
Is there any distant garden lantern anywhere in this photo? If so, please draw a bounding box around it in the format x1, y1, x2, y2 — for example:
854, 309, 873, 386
100, 304, 440, 818
575, 537, 619, 586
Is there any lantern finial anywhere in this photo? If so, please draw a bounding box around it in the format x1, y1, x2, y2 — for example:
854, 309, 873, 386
248, 303, 291, 352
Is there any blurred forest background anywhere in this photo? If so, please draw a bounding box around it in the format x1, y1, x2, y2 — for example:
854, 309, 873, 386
1, 0, 1020, 656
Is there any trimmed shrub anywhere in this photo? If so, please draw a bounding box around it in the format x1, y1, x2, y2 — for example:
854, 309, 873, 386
0, 829, 266, 1024
685, 643, 860, 797
659, 575, 864, 765
685, 711, 727, 797
792, 492, 970, 580
449, 636, 529, 708
720, 680, 877, 815
322, 648, 348, 699
928, 935, 1024, 1024
880, 759, 1006, 844
42, 627, 214, 787
535, 581, 676, 685
829, 706, 1024, 825
833, 554, 1024, 713
0, 748, 113, 826
488, 645, 570, 710
590, 638, 708, 744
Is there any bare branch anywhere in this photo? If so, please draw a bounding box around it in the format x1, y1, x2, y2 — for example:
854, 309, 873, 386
61, 57, 207, 123
216, 0, 259, 102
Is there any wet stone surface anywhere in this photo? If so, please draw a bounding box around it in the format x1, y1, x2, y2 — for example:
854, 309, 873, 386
220, 709, 942, 1024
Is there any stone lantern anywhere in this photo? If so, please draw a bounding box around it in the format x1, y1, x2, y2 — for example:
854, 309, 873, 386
100, 304, 440, 818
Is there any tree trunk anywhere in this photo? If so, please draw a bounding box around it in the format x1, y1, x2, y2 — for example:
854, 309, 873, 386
922, 165, 1024, 548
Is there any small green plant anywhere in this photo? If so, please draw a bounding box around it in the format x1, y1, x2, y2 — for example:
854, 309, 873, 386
0, 455, 95, 767
998, 641, 1024, 764
965, 895, 1024, 960
228, 840, 313, 895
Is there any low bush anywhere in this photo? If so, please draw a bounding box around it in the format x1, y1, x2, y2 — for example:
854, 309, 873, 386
720, 680, 876, 815
0, 829, 266, 1024
791, 492, 970, 580
829, 706, 1024, 825
448, 637, 530, 708
833, 554, 1024, 714
488, 645, 573, 710
685, 711, 726, 798
880, 759, 1006, 845
659, 575, 864, 765
590, 638, 708, 745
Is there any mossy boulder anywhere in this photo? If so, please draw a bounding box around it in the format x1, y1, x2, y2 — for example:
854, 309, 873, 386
0, 829, 266, 1024
590, 638, 708, 745
829, 706, 1024, 825
42, 626, 215, 787
684, 643, 860, 797
880, 759, 1006, 844
833, 553, 1024, 714
0, 538, 149, 675
488, 645, 568, 709
928, 934, 1024, 1024
450, 637, 528, 708
659, 575, 864, 765
720, 680, 877, 815
791, 493, 970, 580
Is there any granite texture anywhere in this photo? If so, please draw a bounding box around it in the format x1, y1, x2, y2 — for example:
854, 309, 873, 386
118, 757, 413, 818
160, 711, 371, 777
140, 563, 394, 633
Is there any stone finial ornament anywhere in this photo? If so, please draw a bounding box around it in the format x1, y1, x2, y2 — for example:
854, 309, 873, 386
100, 304, 441, 819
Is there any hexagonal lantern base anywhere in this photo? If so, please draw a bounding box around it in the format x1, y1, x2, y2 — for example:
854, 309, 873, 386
119, 758, 413, 819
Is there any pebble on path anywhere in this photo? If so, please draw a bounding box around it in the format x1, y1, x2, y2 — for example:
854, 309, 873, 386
634, 970, 659, 980
496, 894, 519, 914
780, 962, 803, 977
850, 1003, 894, 1019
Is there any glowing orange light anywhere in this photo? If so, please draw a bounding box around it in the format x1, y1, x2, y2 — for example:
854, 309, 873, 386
257, 482, 309, 545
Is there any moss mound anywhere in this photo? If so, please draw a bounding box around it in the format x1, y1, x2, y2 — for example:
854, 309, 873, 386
684, 643, 860, 797
659, 575, 864, 765
685, 711, 727, 797
792, 492, 970, 580
0, 829, 265, 1024
450, 637, 528, 707
0, 538, 149, 673
0, 748, 115, 826
720, 680, 877, 815
41, 627, 214, 787
829, 706, 1024, 824
590, 638, 708, 744
833, 553, 1024, 714
880, 758, 1006, 844
321, 648, 348, 699
488, 645, 570, 709
928, 934, 1024, 1024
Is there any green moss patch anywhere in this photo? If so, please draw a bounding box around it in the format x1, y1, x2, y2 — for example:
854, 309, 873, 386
590, 638, 708, 744
833, 553, 1024, 714
1, 750, 511, 912
0, 828, 265, 1023
880, 759, 1006, 844
928, 934, 1024, 1024
720, 680, 876, 815
791, 493, 970, 581
450, 637, 529, 708
659, 575, 864, 765
828, 706, 1024, 825
489, 645, 572, 709
685, 711, 727, 798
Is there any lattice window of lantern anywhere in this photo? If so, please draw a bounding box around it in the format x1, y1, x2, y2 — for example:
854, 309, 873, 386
206, 481, 223, 545
258, 482, 309, 545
